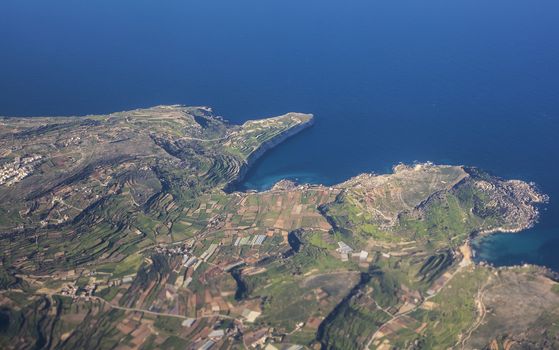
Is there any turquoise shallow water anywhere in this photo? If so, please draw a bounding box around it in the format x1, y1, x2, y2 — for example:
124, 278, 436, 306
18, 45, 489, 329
1, 0, 559, 270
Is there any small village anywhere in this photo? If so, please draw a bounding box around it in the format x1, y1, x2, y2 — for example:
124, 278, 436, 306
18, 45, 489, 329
0, 154, 43, 186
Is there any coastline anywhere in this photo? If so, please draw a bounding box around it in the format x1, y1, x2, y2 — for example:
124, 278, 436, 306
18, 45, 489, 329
223, 121, 553, 274
224, 114, 315, 192
468, 196, 549, 264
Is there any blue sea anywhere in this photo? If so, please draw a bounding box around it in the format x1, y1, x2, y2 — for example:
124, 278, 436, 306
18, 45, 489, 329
1, 1, 559, 269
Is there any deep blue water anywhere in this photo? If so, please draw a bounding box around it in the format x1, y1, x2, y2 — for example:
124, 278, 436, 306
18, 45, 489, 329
1, 1, 559, 269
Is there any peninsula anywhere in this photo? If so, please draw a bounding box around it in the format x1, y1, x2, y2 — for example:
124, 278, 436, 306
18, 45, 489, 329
0, 106, 556, 350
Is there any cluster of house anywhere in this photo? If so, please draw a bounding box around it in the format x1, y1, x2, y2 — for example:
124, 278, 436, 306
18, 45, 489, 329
336, 241, 369, 264
59, 284, 78, 297
242, 328, 301, 350
191, 321, 244, 350
154, 240, 194, 256
176, 243, 226, 289
60, 282, 96, 299
336, 241, 353, 261
205, 213, 225, 230
0, 154, 42, 186
153, 242, 203, 275
57, 135, 82, 147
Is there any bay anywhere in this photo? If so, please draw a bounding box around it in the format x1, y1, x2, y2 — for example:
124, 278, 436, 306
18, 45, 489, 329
1, 0, 558, 270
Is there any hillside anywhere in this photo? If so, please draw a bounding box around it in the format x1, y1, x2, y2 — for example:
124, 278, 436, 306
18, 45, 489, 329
0, 106, 556, 350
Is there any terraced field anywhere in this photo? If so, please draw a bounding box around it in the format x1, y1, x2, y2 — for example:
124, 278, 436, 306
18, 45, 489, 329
0, 106, 557, 350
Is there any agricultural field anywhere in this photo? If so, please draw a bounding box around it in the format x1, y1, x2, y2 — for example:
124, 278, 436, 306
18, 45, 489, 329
0, 106, 557, 350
